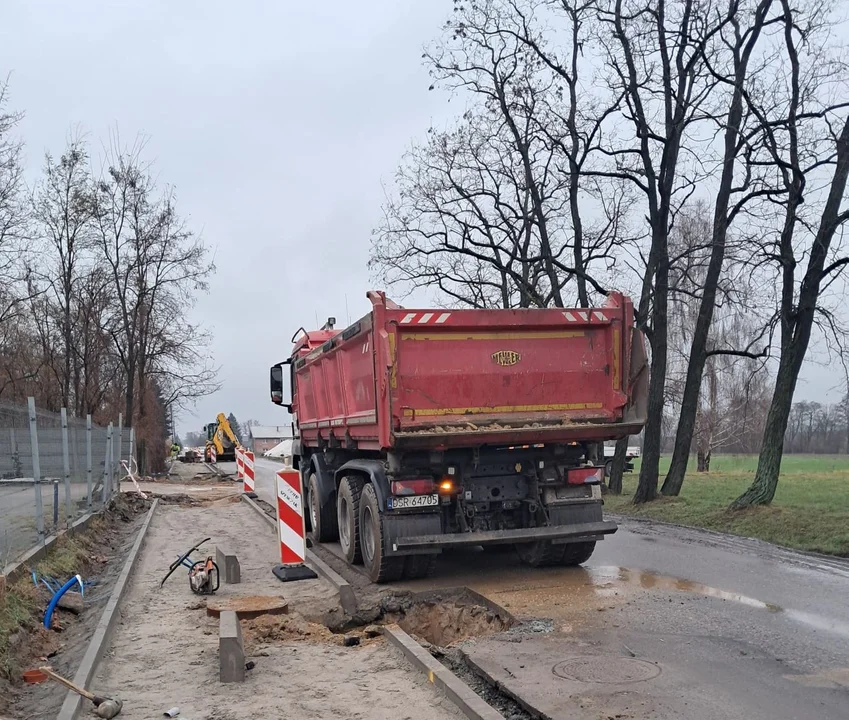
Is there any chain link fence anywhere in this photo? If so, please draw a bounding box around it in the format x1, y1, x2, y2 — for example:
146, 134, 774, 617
0, 398, 133, 568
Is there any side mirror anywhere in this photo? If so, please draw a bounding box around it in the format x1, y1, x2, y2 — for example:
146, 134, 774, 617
270, 365, 284, 405
270, 360, 293, 411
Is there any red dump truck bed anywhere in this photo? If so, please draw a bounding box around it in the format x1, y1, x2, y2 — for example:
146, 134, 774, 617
293, 291, 648, 451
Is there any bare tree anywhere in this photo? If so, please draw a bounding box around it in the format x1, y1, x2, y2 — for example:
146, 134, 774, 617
661, 0, 777, 495
30, 136, 96, 409
91, 140, 217, 460
732, 0, 849, 507
595, 0, 732, 502
0, 77, 33, 378
373, 0, 629, 309
372, 115, 563, 308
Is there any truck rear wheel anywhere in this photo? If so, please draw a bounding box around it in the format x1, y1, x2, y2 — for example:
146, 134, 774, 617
516, 540, 567, 567
337, 476, 364, 565
309, 472, 338, 543
560, 541, 596, 566
359, 483, 404, 583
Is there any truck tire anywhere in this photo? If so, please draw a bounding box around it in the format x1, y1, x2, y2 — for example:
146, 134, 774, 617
404, 554, 437, 580
337, 476, 364, 565
309, 472, 338, 543
516, 540, 567, 567
560, 541, 596, 566
359, 483, 405, 583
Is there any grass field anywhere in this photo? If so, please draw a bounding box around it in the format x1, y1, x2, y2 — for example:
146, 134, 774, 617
605, 454, 849, 557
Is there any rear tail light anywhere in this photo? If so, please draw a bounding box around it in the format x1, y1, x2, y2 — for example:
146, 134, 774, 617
567, 467, 605, 485
391, 479, 436, 496
438, 477, 461, 494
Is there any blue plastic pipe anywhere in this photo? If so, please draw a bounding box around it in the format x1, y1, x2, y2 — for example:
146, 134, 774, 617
43, 574, 83, 629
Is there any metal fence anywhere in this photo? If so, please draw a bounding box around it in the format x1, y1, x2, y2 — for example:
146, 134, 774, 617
0, 398, 133, 568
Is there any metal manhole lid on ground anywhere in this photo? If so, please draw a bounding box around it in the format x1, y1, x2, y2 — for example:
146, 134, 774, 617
552, 656, 661, 684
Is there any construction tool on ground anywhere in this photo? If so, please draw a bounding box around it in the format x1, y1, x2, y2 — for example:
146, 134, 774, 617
38, 666, 123, 718
159, 538, 220, 595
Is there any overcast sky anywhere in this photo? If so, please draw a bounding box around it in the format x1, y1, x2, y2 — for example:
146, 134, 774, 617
1, 1, 839, 437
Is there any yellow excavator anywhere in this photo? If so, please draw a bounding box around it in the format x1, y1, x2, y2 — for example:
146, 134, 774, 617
204, 413, 242, 463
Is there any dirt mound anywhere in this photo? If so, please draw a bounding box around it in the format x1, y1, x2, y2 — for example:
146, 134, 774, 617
103, 492, 151, 522
243, 613, 335, 647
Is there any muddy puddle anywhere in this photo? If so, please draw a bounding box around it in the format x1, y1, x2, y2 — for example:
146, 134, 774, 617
456, 563, 849, 641
467, 564, 789, 622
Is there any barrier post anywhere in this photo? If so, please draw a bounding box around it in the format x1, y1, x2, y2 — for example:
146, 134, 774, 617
242, 450, 255, 494
236, 447, 244, 481
272, 468, 317, 582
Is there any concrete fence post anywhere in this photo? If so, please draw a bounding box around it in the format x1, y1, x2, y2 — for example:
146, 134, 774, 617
27, 397, 45, 545
86, 415, 92, 509
61, 408, 72, 526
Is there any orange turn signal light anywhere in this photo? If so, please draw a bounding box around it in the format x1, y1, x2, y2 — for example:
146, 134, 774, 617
438, 479, 455, 493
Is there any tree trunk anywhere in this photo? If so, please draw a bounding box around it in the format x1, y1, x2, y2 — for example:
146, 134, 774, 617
634, 248, 668, 504
661, 2, 772, 496
733, 113, 849, 508
697, 449, 709, 472
608, 436, 629, 495
731, 355, 796, 506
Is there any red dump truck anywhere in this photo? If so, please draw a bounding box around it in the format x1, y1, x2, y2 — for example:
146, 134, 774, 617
270, 291, 648, 582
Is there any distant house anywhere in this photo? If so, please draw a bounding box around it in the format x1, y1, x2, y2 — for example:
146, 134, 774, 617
248, 425, 292, 455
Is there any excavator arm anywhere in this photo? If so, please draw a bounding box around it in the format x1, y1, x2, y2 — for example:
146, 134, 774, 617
204, 413, 242, 462
214, 412, 242, 450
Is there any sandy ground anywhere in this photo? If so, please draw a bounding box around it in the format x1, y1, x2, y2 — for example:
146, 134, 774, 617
91, 493, 464, 720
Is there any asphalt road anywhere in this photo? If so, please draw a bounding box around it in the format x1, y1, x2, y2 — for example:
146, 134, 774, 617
247, 456, 848, 718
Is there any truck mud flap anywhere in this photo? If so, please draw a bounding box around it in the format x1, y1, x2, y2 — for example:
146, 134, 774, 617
392, 520, 617, 551
547, 502, 603, 527
385, 512, 443, 557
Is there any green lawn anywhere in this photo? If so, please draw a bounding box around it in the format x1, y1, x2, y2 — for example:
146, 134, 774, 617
605, 454, 849, 557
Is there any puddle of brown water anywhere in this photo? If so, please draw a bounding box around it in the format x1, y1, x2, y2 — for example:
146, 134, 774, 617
601, 567, 783, 612
466, 564, 849, 641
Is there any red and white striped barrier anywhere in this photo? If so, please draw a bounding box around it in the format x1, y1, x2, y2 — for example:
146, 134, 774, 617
242, 450, 255, 493
209, 446, 217, 463
236, 447, 245, 480
272, 468, 317, 582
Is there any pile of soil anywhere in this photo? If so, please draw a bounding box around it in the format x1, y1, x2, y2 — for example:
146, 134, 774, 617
104, 491, 152, 521
243, 613, 336, 647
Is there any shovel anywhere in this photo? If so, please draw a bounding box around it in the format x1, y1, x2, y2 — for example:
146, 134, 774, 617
39, 667, 123, 718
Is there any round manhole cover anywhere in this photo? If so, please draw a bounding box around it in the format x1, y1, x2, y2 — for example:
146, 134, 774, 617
552, 657, 661, 684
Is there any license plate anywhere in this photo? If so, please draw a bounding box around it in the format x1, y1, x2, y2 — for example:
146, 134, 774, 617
387, 494, 439, 510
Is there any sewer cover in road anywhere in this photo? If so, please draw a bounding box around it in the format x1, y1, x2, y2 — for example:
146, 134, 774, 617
552, 656, 661, 684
